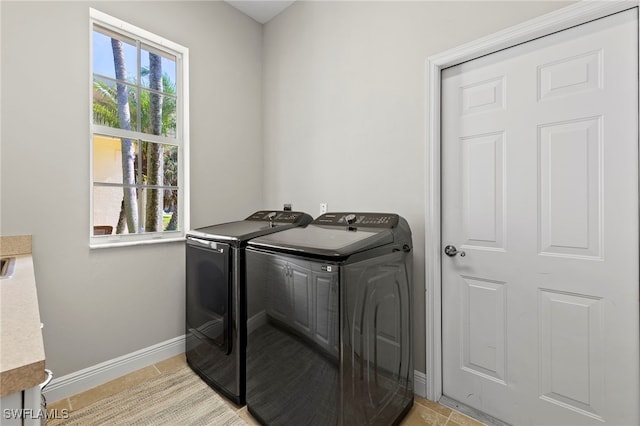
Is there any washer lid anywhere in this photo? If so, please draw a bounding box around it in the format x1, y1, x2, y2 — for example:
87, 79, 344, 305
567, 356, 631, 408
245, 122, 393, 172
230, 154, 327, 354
188, 210, 312, 243
189, 221, 281, 242
247, 225, 394, 258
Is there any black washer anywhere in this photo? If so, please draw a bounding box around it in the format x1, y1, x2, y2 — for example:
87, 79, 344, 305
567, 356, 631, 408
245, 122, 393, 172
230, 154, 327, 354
245, 212, 414, 425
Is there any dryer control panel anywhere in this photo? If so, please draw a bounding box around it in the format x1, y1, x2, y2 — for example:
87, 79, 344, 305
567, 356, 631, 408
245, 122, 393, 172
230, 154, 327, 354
245, 210, 310, 224
313, 212, 399, 228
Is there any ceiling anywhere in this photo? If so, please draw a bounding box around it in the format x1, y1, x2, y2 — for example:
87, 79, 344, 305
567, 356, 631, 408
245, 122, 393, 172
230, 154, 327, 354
225, 1, 296, 24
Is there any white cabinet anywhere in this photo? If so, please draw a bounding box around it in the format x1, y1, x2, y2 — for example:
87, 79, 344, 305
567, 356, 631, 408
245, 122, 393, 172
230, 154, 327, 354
1, 390, 22, 426
1, 386, 44, 426
266, 256, 339, 356
290, 264, 313, 336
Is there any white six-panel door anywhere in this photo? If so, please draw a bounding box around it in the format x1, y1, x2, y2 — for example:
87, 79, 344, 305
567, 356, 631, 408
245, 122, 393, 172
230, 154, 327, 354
441, 9, 639, 425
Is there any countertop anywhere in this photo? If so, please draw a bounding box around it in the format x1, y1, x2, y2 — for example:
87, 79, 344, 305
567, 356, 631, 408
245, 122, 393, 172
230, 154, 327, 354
0, 235, 46, 397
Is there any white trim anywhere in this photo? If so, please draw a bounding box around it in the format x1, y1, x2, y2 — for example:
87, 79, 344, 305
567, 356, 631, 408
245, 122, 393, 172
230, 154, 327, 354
92, 125, 180, 146
180, 45, 191, 238
89, 8, 185, 53
413, 370, 427, 399
43, 335, 185, 403
425, 54, 443, 403
425, 0, 639, 402
88, 235, 185, 249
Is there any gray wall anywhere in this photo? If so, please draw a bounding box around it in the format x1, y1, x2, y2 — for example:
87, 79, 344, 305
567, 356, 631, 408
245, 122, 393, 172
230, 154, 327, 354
261, 0, 572, 373
0, 1, 263, 377
1, 0, 573, 382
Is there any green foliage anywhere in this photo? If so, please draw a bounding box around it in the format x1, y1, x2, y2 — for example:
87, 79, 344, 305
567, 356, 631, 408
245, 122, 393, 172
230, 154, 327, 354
92, 68, 177, 137
92, 79, 120, 127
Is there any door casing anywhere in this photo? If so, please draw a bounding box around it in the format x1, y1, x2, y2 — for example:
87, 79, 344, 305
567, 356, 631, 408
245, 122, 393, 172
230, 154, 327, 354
424, 0, 640, 402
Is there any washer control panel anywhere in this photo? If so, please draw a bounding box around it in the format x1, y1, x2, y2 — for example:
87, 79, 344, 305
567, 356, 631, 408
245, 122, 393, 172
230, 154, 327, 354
313, 212, 399, 228
245, 210, 309, 224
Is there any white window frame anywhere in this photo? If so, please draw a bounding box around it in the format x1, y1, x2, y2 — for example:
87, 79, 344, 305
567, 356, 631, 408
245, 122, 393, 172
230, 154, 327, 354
89, 8, 190, 248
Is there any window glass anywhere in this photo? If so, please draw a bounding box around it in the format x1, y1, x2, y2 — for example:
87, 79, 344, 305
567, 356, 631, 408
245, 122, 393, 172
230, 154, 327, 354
92, 135, 140, 185
140, 45, 177, 95
139, 90, 177, 137
93, 186, 133, 235
92, 77, 139, 131
93, 29, 137, 83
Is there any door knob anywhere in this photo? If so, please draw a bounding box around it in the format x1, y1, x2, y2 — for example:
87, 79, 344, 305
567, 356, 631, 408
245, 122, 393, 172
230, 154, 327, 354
444, 245, 466, 257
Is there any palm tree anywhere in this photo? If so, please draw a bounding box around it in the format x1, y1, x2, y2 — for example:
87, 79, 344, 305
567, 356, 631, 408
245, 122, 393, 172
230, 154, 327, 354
145, 52, 164, 232
111, 38, 138, 233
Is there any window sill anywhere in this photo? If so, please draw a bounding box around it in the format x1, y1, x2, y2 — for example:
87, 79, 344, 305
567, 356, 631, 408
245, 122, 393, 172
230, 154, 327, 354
89, 235, 185, 249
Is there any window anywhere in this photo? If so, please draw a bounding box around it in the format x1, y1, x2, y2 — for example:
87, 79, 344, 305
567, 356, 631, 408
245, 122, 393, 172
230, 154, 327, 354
90, 9, 189, 247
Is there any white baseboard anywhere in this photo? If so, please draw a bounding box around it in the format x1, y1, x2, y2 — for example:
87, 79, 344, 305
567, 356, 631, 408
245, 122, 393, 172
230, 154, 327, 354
43, 333, 429, 404
43, 335, 185, 403
247, 310, 267, 335
414, 370, 427, 398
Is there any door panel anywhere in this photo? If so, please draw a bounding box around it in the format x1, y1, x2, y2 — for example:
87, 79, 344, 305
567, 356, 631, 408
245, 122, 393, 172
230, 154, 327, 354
538, 290, 605, 420
441, 9, 639, 425
538, 117, 602, 258
461, 276, 506, 384
461, 132, 505, 249
538, 50, 601, 100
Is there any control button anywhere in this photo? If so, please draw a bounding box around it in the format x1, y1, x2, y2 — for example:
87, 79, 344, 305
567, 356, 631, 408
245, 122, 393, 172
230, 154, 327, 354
345, 214, 357, 225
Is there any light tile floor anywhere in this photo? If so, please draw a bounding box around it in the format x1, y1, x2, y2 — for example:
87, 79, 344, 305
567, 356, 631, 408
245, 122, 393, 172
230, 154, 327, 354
48, 354, 486, 426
